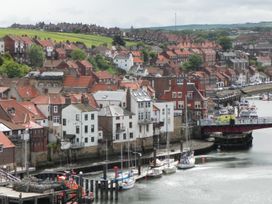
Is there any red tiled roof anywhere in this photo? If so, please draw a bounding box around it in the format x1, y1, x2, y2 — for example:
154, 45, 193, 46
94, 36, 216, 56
0, 99, 33, 124
166, 51, 176, 57
131, 51, 141, 57
173, 49, 183, 55
31, 94, 65, 105
64, 75, 94, 88
67, 60, 79, 69
36, 39, 54, 48
0, 131, 15, 148
64, 43, 78, 50
90, 83, 118, 93
120, 81, 140, 90
68, 93, 99, 108
19, 101, 47, 120
55, 48, 66, 55
157, 55, 168, 63
0, 87, 9, 93
22, 121, 43, 129
77, 60, 92, 68
16, 85, 40, 100
94, 71, 113, 79
133, 57, 143, 63
20, 36, 33, 45
153, 105, 160, 111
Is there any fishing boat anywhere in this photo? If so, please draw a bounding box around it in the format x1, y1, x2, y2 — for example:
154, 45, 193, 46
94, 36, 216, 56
177, 92, 195, 170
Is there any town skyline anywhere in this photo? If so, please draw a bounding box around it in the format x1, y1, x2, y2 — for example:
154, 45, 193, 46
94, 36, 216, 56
1, 0, 272, 28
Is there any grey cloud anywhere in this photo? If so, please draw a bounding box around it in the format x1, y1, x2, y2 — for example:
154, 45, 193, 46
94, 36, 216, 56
0, 0, 271, 28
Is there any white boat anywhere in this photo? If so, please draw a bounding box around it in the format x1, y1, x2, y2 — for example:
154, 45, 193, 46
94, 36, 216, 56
162, 104, 177, 174
177, 92, 195, 170
239, 105, 258, 119
115, 143, 135, 190
177, 149, 195, 169
149, 158, 165, 168
146, 167, 163, 179
163, 164, 177, 174
119, 171, 135, 190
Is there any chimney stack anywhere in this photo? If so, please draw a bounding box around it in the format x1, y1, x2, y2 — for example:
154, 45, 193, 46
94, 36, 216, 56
81, 94, 89, 105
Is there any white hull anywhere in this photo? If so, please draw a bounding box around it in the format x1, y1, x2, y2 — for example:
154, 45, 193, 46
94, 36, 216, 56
178, 151, 195, 170
120, 177, 135, 190
163, 165, 177, 174
147, 168, 163, 178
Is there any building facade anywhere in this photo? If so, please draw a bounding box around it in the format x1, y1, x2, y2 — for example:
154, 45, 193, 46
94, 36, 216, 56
62, 103, 99, 148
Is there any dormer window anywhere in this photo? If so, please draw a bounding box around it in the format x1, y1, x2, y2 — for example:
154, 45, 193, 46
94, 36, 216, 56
7, 107, 15, 115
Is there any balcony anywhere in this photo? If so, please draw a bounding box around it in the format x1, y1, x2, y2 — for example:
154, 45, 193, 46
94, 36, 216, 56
153, 121, 164, 128
116, 126, 126, 133
70, 142, 85, 149
138, 119, 153, 125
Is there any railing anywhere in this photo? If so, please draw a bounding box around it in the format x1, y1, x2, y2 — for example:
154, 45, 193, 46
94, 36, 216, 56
70, 142, 85, 149
116, 127, 126, 133
0, 168, 20, 183
199, 117, 272, 126
138, 119, 153, 124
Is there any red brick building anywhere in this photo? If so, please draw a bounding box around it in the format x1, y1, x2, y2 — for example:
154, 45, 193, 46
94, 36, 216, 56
0, 131, 15, 169
143, 76, 207, 121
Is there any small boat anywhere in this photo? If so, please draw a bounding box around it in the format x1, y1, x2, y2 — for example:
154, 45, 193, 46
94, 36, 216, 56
177, 94, 195, 170
120, 174, 135, 190
162, 164, 177, 174
177, 149, 195, 170
146, 167, 163, 179
162, 104, 177, 175
149, 158, 164, 168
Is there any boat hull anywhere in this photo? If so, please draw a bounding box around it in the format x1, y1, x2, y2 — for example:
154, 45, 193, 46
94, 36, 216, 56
162, 165, 177, 174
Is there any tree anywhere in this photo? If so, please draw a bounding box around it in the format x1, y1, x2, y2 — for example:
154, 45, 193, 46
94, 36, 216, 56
0, 57, 31, 78
71, 49, 87, 60
2, 61, 22, 78
112, 35, 126, 46
141, 50, 149, 64
0, 56, 3, 66
182, 54, 203, 71
27, 44, 45, 67
218, 36, 232, 51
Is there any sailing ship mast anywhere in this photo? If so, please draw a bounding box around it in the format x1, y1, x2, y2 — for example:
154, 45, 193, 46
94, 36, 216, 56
184, 90, 189, 150
166, 104, 170, 167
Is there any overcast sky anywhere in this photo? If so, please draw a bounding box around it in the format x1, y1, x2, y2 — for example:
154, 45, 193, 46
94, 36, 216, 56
1, 0, 272, 28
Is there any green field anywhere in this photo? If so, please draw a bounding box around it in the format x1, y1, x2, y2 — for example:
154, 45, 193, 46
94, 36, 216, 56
0, 28, 136, 47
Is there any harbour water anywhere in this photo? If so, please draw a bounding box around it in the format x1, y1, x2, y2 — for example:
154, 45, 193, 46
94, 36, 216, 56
99, 99, 272, 204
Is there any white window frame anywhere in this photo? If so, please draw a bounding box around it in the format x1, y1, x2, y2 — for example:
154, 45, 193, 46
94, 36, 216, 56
53, 106, 58, 113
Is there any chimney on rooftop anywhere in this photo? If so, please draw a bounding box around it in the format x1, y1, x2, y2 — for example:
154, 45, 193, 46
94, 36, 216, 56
64, 94, 71, 106
81, 94, 89, 106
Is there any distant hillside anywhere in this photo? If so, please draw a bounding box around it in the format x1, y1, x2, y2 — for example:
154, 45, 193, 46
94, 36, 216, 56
147, 21, 272, 31
0, 28, 136, 47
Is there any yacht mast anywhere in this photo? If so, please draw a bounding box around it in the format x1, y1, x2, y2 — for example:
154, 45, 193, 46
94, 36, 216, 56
166, 104, 170, 167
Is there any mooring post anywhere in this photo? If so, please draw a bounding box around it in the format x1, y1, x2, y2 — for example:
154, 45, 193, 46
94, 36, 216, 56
85, 179, 89, 194
137, 154, 142, 176
90, 180, 94, 193
153, 148, 157, 167
105, 180, 108, 200
115, 180, 118, 201
95, 180, 99, 200
110, 180, 114, 200
100, 180, 104, 200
